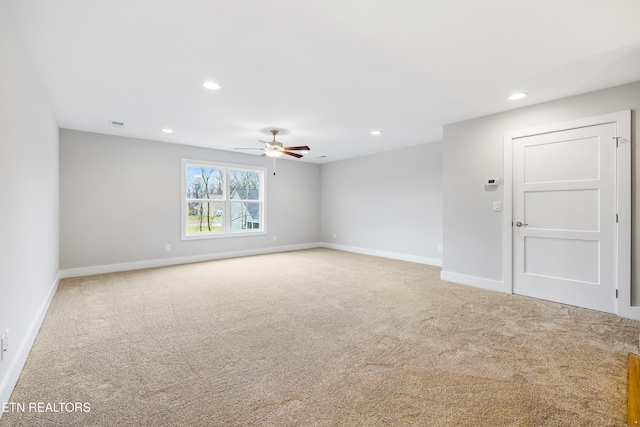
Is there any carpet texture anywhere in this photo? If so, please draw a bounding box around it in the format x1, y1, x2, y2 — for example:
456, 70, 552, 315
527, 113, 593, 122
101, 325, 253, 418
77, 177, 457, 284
2, 248, 639, 426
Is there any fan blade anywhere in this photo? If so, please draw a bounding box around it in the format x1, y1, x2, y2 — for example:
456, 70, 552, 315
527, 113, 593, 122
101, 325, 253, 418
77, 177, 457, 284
258, 140, 270, 144
282, 151, 303, 158
234, 148, 265, 151
283, 146, 310, 151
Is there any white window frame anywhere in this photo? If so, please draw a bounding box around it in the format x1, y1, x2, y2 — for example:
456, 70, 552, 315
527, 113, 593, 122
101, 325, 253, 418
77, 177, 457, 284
181, 158, 267, 240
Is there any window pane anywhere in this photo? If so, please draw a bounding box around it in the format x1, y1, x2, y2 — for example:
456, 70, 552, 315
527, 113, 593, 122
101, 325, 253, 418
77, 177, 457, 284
230, 202, 261, 230
187, 201, 224, 233
229, 170, 260, 200
186, 166, 224, 199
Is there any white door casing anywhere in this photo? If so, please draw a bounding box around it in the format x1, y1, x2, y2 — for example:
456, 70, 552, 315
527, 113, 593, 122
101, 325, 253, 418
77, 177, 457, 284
503, 111, 632, 318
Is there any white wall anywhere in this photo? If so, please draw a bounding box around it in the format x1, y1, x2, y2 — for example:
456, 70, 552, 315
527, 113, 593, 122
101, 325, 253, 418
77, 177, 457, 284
320, 142, 443, 265
442, 81, 639, 301
59, 130, 321, 273
0, 0, 60, 409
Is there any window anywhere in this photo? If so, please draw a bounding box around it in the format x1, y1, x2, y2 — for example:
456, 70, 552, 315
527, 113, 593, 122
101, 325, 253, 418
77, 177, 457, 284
181, 159, 266, 239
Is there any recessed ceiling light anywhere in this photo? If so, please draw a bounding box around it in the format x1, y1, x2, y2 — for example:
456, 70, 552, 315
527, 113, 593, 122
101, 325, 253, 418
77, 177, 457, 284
161, 128, 173, 134
508, 92, 527, 100
203, 81, 221, 90
371, 130, 382, 135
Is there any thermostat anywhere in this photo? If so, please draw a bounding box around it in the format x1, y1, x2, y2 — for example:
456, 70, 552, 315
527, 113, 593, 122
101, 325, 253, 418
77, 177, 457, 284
486, 178, 499, 187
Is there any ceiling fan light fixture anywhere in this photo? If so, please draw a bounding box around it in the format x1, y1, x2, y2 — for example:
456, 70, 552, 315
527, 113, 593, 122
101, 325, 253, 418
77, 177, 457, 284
235, 128, 310, 161
371, 130, 382, 135
265, 150, 284, 158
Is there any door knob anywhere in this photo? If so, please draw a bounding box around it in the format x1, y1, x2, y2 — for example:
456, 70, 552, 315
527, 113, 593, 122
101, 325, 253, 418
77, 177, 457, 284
515, 221, 528, 227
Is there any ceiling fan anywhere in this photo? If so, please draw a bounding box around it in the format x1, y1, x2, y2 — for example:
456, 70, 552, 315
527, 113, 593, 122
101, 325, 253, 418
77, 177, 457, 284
235, 130, 310, 159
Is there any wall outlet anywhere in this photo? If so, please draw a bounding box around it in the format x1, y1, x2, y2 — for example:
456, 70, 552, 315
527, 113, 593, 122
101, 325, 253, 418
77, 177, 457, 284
437, 244, 443, 253
165, 244, 171, 252
332, 234, 337, 240
273, 236, 277, 242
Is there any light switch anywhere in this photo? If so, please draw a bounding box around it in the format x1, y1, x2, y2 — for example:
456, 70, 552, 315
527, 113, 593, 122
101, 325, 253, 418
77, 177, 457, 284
493, 201, 502, 212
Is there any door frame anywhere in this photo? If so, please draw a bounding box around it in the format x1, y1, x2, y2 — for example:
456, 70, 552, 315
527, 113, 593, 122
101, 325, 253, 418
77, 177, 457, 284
502, 110, 633, 318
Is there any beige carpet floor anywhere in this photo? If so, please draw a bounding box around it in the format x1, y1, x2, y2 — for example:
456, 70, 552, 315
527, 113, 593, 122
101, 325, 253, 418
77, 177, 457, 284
2, 248, 639, 426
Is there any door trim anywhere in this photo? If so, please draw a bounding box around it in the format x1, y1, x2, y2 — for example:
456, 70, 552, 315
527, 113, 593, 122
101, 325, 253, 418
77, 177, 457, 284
502, 110, 633, 318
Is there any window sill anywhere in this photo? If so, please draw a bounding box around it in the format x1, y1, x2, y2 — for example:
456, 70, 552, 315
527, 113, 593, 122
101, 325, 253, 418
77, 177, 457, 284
181, 230, 267, 241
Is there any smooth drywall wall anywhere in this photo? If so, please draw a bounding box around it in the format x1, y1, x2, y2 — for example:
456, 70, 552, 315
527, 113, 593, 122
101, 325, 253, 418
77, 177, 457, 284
0, 0, 59, 409
442, 81, 639, 299
320, 142, 443, 264
59, 130, 321, 271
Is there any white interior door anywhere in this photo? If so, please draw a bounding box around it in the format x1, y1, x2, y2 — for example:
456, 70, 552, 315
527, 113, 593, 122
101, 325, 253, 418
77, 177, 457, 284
512, 122, 617, 313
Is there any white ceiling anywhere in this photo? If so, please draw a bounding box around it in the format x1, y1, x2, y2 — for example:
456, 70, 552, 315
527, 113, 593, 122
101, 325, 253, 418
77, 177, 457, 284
6, 0, 640, 163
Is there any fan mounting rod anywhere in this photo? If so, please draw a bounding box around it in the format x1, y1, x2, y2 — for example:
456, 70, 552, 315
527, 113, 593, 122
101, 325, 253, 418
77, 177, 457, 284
268, 130, 283, 149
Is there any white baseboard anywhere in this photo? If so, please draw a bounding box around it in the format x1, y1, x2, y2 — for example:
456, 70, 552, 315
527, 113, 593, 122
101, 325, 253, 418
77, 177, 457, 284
440, 270, 510, 293
321, 243, 443, 267
59, 243, 323, 279
0, 272, 60, 413
59, 243, 443, 280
